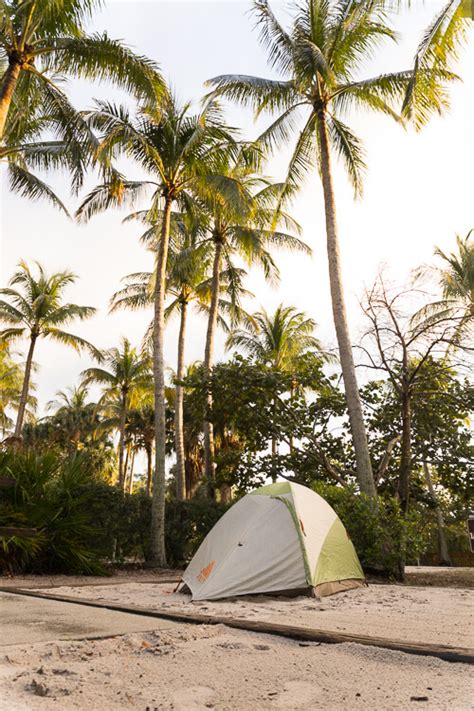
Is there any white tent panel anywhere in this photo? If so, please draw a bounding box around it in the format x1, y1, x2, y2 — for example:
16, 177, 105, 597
289, 483, 338, 581
183, 495, 306, 600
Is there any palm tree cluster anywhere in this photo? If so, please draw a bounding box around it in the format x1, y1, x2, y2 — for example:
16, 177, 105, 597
0, 0, 470, 565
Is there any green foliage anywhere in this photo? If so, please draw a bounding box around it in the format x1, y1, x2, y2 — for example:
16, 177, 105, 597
312, 482, 429, 577
0, 450, 107, 575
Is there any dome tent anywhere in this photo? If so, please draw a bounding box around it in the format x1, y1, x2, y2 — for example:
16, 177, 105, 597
182, 482, 365, 601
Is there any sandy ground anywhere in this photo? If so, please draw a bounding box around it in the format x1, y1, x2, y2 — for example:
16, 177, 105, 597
1, 624, 472, 711
31, 581, 474, 649
1, 570, 473, 709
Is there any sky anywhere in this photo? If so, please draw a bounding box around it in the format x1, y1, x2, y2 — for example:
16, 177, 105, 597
0, 0, 473, 413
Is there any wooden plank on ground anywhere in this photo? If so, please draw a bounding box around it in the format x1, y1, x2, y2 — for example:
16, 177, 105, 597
1, 587, 472, 665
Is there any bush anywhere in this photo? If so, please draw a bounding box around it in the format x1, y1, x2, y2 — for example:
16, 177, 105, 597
312, 482, 429, 578
0, 450, 107, 575
0, 449, 228, 575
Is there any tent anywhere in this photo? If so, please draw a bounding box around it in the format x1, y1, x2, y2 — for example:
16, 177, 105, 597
182, 482, 365, 601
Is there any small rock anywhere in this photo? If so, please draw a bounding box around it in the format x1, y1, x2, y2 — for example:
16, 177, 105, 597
410, 697, 429, 702
29, 679, 50, 697
254, 644, 270, 651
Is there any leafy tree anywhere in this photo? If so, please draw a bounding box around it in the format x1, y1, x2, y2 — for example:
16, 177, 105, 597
0, 261, 98, 436
0, 0, 164, 140
227, 303, 329, 480
207, 0, 465, 497
81, 338, 153, 489
360, 274, 466, 512
77, 93, 239, 565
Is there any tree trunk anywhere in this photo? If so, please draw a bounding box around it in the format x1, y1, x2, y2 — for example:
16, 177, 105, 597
317, 108, 376, 498
271, 436, 277, 483
398, 390, 412, 514
14, 333, 37, 437
0, 60, 21, 141
203, 239, 223, 497
128, 448, 135, 494
117, 394, 128, 489
174, 300, 187, 500
149, 195, 173, 566
423, 461, 451, 565
145, 443, 153, 496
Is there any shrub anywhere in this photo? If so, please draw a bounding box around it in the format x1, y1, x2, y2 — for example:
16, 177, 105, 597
0, 450, 107, 575
312, 482, 429, 578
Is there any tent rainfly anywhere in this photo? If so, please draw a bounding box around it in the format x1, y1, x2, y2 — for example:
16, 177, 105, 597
182, 482, 365, 601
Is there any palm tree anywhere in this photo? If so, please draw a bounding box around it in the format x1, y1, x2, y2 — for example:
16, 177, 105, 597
125, 406, 155, 495
198, 147, 309, 492
0, 342, 36, 436
414, 231, 474, 349
0, 261, 98, 436
77, 93, 239, 565
227, 303, 328, 480
112, 208, 252, 500
81, 338, 153, 488
0, 0, 164, 141
207, 0, 464, 497
227, 303, 325, 370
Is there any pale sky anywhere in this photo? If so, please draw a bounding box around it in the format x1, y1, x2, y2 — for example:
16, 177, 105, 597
0, 1, 473, 412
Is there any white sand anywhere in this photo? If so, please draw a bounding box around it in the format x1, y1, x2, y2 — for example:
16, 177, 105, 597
1, 581, 472, 709
1, 624, 472, 710
35, 582, 474, 649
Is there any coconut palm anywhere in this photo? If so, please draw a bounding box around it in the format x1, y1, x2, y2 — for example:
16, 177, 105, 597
199, 150, 309, 492
207, 0, 464, 497
81, 338, 153, 488
0, 70, 85, 212
0, 342, 36, 436
111, 210, 252, 500
125, 406, 155, 495
77, 93, 239, 565
0, 261, 98, 436
414, 231, 474, 350
226, 303, 325, 370
0, 0, 164, 141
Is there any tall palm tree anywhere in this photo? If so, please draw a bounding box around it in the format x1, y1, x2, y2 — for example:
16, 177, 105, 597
199, 155, 309, 492
207, 0, 464, 497
77, 93, 239, 565
0, 0, 164, 141
227, 303, 328, 480
81, 338, 153, 488
0, 341, 36, 436
111, 214, 251, 500
414, 231, 474, 349
0, 261, 98, 436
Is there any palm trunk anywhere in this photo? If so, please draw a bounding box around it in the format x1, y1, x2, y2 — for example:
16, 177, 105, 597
423, 461, 451, 565
175, 299, 187, 500
128, 448, 135, 494
317, 108, 376, 498
14, 333, 37, 438
149, 195, 173, 566
203, 239, 223, 497
0, 60, 21, 141
145, 443, 153, 496
117, 396, 128, 489
398, 389, 412, 514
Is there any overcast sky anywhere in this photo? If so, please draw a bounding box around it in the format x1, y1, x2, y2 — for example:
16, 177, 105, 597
0, 1, 472, 412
